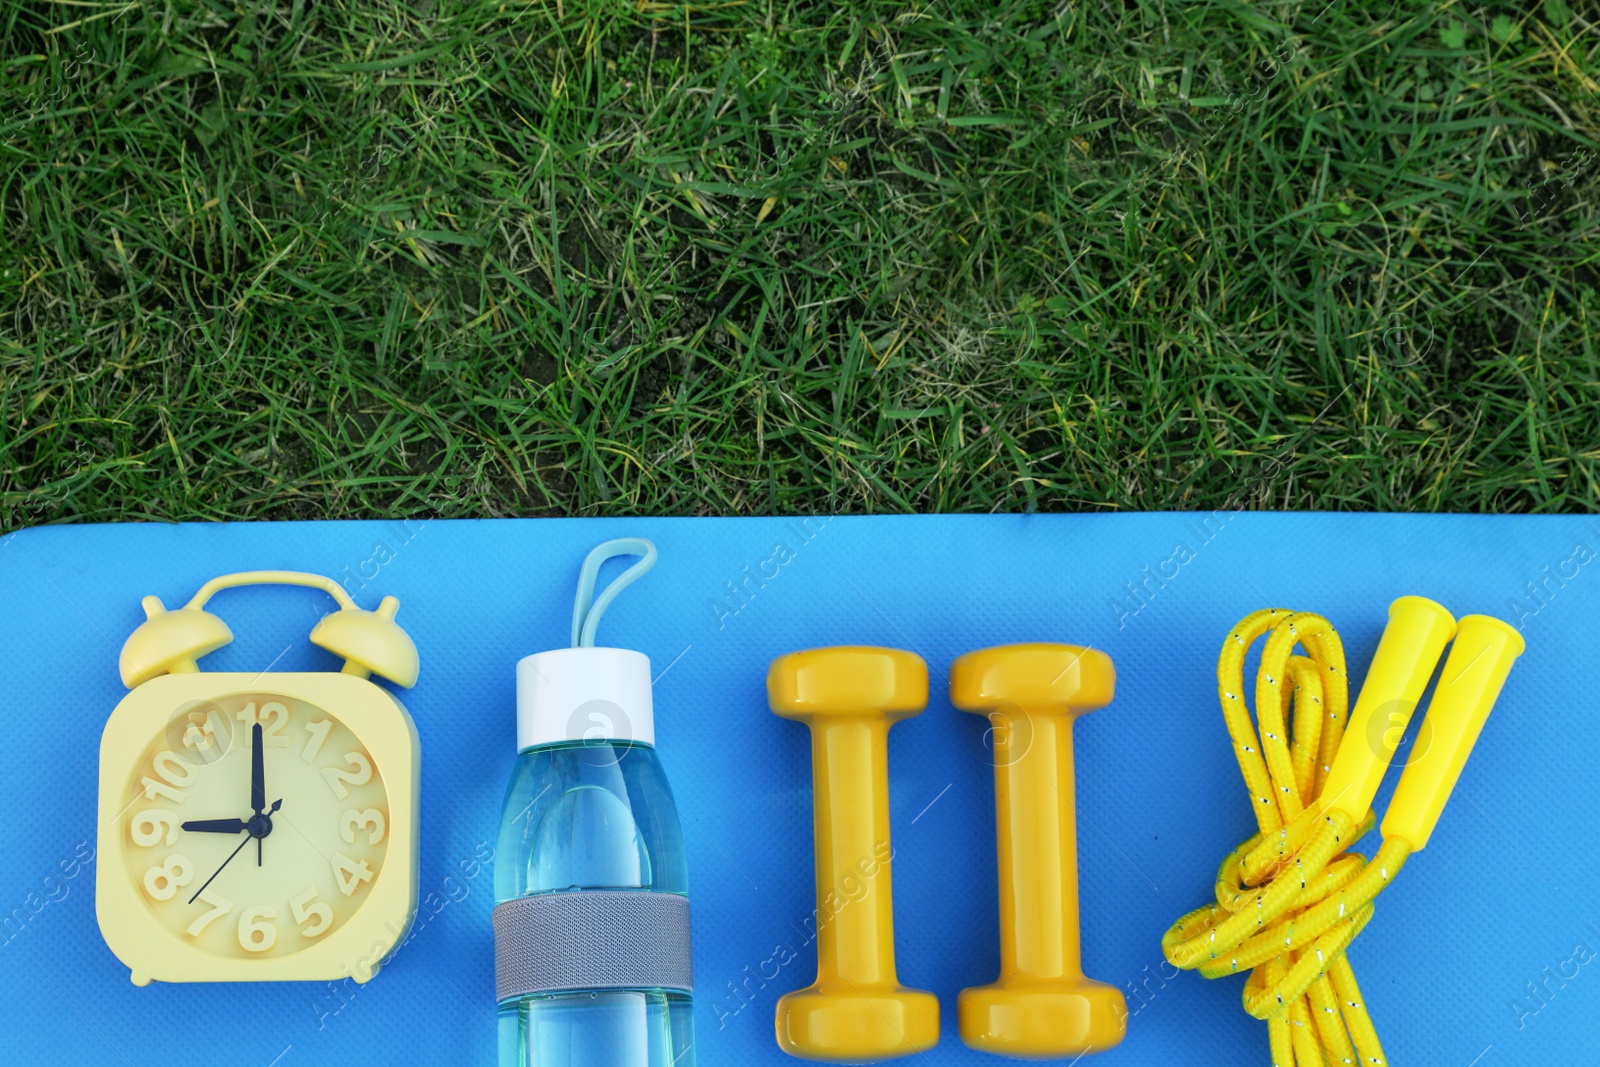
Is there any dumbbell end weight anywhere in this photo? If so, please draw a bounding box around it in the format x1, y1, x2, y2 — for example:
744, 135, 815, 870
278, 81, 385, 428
949, 643, 1116, 713
777, 986, 942, 1062
958, 980, 1127, 1059
768, 646, 930, 721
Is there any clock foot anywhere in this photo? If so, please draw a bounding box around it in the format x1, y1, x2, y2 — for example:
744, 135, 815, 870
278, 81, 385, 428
129, 971, 152, 987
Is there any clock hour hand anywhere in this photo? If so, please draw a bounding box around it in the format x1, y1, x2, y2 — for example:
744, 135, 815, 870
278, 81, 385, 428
186, 799, 281, 903
182, 818, 247, 834
250, 722, 265, 816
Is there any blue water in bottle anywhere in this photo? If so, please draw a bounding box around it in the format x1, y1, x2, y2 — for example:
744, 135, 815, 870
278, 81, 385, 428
494, 740, 693, 1067
493, 538, 695, 1067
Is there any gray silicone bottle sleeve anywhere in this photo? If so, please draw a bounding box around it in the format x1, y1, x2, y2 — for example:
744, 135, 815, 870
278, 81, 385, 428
492, 890, 694, 1003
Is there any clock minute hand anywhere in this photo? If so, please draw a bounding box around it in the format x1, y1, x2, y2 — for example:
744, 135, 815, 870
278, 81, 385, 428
250, 722, 265, 816
182, 818, 247, 834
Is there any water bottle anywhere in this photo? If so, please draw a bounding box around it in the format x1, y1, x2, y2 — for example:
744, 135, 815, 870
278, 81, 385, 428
493, 539, 695, 1067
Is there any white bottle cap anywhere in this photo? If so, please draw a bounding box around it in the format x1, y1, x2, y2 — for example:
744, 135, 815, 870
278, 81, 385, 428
515, 646, 654, 752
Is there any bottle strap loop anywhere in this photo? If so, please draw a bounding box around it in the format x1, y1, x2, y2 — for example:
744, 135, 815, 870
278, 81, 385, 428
571, 538, 658, 648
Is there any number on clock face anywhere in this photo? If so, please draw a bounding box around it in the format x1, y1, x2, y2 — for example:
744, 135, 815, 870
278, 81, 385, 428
186, 889, 232, 937
182, 708, 228, 760
121, 693, 390, 960
322, 753, 372, 800
290, 887, 333, 937
236, 701, 291, 747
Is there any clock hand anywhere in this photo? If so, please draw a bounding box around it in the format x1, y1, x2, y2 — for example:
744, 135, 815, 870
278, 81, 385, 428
182, 818, 247, 834
257, 798, 282, 868
188, 832, 252, 905
250, 721, 265, 816
187, 799, 282, 902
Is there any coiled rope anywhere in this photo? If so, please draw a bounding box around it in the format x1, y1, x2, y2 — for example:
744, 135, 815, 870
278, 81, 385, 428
1161, 608, 1406, 1067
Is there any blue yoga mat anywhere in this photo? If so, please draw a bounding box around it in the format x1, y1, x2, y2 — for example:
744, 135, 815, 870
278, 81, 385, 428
2, 514, 1596, 1066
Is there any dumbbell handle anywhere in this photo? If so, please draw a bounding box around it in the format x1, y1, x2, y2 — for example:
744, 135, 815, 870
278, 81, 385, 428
990, 706, 1084, 982
808, 718, 898, 987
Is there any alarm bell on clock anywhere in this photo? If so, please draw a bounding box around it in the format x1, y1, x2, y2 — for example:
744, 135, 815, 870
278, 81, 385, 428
95, 571, 421, 986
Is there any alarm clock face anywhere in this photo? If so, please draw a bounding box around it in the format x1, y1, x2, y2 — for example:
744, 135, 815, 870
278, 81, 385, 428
116, 692, 389, 960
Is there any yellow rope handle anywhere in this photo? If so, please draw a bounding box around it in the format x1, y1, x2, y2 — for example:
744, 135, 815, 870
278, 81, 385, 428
1162, 609, 1400, 1066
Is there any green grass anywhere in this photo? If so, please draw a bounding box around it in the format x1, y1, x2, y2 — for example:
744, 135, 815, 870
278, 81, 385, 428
2, 0, 1597, 525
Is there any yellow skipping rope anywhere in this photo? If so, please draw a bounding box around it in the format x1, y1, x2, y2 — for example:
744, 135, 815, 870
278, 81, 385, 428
1162, 597, 1524, 1065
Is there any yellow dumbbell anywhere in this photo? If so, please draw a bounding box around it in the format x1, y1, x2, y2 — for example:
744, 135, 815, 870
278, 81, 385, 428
950, 643, 1126, 1059
768, 646, 940, 1062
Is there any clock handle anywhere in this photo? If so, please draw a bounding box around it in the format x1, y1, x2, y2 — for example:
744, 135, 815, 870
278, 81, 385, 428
119, 571, 418, 688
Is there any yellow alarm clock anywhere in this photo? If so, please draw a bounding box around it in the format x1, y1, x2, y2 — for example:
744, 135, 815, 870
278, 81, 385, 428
95, 571, 421, 986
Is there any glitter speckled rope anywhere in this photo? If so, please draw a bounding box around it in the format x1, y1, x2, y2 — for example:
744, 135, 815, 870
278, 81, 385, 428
1162, 602, 1525, 1067
1161, 609, 1403, 1067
